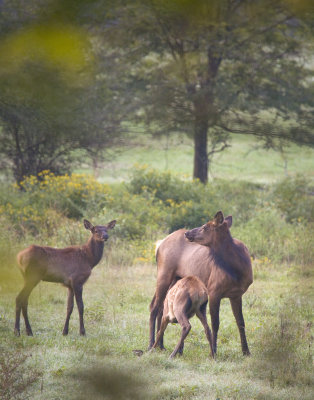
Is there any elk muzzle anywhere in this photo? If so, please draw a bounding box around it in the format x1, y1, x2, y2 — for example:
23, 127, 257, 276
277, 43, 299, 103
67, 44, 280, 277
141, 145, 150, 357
184, 230, 194, 242
102, 233, 109, 241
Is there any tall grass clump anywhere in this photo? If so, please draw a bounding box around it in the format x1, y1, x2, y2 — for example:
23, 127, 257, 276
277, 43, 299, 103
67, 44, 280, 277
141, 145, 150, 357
249, 295, 313, 389
0, 345, 41, 400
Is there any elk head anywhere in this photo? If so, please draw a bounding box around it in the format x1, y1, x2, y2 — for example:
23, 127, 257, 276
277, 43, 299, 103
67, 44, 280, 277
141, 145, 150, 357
84, 219, 116, 242
184, 211, 232, 247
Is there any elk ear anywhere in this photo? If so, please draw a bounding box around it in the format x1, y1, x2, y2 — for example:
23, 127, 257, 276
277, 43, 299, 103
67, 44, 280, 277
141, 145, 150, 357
214, 211, 224, 225
106, 220, 116, 230
225, 215, 232, 228
84, 219, 94, 231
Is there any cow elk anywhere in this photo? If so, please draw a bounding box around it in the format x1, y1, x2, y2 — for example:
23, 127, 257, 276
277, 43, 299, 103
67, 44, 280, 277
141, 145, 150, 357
149, 211, 253, 356
152, 276, 215, 359
15, 219, 116, 336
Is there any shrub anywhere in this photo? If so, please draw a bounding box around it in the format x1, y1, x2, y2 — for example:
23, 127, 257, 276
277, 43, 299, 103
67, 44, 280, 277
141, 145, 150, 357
233, 208, 313, 265
0, 347, 41, 400
128, 165, 198, 204
272, 175, 314, 223
128, 166, 264, 230
19, 171, 112, 219
0, 171, 112, 235
0, 167, 312, 267
101, 185, 167, 239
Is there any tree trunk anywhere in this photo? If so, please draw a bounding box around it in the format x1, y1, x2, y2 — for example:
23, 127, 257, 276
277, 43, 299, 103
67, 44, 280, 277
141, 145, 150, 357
193, 118, 208, 183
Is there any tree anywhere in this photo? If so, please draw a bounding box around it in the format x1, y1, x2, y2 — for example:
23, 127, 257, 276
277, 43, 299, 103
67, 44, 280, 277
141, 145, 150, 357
0, 0, 126, 183
100, 0, 314, 182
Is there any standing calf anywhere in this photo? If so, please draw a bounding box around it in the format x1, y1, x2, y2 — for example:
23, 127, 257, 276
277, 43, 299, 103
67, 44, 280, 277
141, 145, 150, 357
152, 276, 215, 359
15, 219, 116, 336
149, 211, 253, 355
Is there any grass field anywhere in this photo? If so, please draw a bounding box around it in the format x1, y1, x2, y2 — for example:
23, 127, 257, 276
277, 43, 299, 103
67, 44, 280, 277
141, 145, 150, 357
0, 256, 313, 399
77, 134, 314, 183
0, 135, 313, 399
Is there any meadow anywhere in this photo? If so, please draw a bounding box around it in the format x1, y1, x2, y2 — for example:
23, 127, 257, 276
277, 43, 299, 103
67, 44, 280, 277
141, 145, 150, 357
81, 134, 314, 183
0, 135, 313, 400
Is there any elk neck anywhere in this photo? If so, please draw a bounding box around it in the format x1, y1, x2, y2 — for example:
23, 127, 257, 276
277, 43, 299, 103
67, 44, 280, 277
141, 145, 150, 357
210, 228, 233, 253
84, 236, 105, 268
209, 231, 241, 281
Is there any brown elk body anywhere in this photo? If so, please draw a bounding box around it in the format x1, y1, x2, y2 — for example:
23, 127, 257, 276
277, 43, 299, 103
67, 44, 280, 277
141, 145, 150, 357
15, 219, 116, 336
152, 276, 215, 358
149, 211, 253, 355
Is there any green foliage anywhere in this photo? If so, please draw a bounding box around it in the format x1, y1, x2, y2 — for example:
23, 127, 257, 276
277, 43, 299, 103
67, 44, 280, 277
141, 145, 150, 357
128, 165, 201, 203
0, 167, 313, 265
104, 184, 167, 240
128, 166, 264, 231
0, 171, 111, 234
272, 175, 314, 222
101, 0, 314, 182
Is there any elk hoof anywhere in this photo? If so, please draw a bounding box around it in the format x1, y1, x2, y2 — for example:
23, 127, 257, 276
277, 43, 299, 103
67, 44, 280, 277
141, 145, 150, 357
26, 330, 33, 336
62, 330, 68, 336
80, 330, 86, 336
14, 328, 20, 337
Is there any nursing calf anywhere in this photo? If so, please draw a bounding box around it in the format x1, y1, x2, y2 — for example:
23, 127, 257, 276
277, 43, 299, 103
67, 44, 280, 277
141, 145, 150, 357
149, 211, 253, 355
152, 276, 215, 359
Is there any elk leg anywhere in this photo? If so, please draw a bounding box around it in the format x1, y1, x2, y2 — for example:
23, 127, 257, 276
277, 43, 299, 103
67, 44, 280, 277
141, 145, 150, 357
196, 301, 215, 358
155, 277, 181, 350
230, 297, 250, 356
149, 292, 158, 349
15, 293, 23, 336
15, 279, 39, 336
149, 277, 173, 349
178, 342, 184, 355
149, 293, 163, 349
169, 313, 191, 359
152, 315, 169, 349
156, 307, 166, 350
73, 284, 85, 336
22, 300, 32, 336
62, 287, 74, 336
209, 295, 221, 355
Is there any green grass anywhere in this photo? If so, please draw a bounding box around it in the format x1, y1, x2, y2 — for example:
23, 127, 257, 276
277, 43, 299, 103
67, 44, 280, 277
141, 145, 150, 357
76, 134, 314, 184
0, 256, 313, 399
0, 136, 313, 399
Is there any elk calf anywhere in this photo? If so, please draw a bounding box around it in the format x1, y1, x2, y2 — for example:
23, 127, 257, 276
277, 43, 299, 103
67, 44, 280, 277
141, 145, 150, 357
152, 276, 215, 359
15, 219, 116, 336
